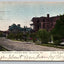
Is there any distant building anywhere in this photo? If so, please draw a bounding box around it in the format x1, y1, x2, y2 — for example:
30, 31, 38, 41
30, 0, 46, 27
8, 24, 32, 33
30, 14, 60, 31
8, 24, 22, 33
0, 30, 9, 37
23, 26, 32, 32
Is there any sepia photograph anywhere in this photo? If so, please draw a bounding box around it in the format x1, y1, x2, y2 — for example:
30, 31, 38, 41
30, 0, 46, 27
0, 0, 64, 51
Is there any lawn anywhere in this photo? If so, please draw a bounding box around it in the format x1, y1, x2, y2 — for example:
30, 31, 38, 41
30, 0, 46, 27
38, 43, 64, 49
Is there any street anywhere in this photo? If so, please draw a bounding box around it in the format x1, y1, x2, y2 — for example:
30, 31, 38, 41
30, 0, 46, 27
0, 37, 64, 51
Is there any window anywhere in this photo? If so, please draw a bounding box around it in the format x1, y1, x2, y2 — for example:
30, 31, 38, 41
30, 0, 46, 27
43, 23, 45, 28
43, 19, 45, 22
37, 20, 39, 23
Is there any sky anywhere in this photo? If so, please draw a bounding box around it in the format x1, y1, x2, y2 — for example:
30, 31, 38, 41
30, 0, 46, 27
0, 62, 64, 64
0, 0, 64, 31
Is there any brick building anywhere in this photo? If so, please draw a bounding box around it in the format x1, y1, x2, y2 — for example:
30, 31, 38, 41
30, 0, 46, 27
30, 14, 60, 31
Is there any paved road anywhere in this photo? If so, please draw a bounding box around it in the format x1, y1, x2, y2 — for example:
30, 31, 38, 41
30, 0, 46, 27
0, 37, 64, 51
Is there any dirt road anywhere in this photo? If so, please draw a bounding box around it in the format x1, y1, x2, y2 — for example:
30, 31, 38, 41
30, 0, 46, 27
0, 37, 64, 51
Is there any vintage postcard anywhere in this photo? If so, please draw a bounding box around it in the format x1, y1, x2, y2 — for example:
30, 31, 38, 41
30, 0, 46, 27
0, 0, 64, 61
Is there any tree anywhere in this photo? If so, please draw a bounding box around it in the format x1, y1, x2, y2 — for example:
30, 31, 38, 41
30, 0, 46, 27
51, 15, 64, 41
51, 15, 64, 45
38, 29, 50, 44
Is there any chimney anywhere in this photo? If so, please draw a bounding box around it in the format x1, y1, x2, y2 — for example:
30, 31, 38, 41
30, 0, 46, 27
17, 24, 20, 27
47, 14, 49, 18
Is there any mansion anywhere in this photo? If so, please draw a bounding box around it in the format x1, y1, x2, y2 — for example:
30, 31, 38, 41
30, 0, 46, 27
31, 14, 60, 31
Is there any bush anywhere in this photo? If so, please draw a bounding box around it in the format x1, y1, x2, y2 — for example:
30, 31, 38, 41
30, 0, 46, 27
16, 32, 23, 40
7, 32, 23, 40
54, 40, 62, 46
7, 33, 15, 39
52, 34, 62, 45
37, 29, 50, 44
30, 32, 37, 42
0, 32, 3, 37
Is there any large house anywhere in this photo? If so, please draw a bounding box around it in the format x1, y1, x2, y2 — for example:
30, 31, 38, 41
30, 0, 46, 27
30, 14, 60, 31
8, 24, 32, 33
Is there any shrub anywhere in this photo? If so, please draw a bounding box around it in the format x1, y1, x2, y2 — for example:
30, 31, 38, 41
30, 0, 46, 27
7, 33, 15, 39
54, 40, 62, 46
37, 29, 50, 44
30, 32, 37, 42
0, 32, 3, 37
7, 32, 23, 40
